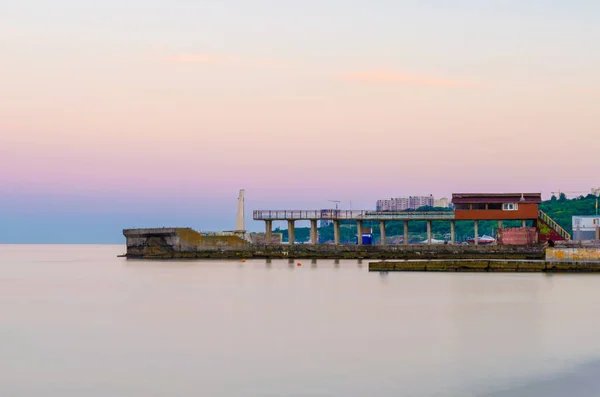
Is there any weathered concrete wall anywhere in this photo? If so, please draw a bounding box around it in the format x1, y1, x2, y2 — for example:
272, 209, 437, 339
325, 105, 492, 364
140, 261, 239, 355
123, 228, 250, 257
176, 228, 249, 250
249, 232, 283, 245
126, 242, 544, 260
497, 227, 537, 245
369, 260, 600, 272
546, 247, 600, 261
123, 228, 180, 256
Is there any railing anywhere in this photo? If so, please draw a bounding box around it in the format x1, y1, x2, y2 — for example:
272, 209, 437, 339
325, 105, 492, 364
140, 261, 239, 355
361, 211, 454, 220
539, 210, 571, 240
253, 210, 455, 221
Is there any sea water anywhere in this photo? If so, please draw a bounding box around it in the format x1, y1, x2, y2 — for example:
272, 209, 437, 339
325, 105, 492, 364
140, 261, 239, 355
1, 244, 600, 396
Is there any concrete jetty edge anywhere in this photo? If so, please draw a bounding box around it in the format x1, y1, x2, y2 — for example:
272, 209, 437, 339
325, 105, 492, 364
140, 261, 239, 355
368, 259, 600, 272
122, 245, 546, 260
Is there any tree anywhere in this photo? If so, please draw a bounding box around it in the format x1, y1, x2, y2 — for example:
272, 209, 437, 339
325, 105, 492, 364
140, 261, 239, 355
559, 193, 567, 202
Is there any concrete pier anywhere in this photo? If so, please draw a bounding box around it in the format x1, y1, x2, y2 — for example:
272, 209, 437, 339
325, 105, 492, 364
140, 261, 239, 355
404, 221, 409, 246
380, 220, 386, 245
427, 220, 432, 245
287, 220, 295, 244
333, 220, 341, 245
123, 227, 547, 260
450, 221, 455, 245
356, 220, 363, 245
265, 220, 272, 242
522, 220, 527, 228
474, 221, 479, 245
310, 220, 318, 244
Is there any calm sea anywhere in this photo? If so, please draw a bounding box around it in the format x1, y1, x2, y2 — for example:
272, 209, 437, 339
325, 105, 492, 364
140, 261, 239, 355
2, 245, 600, 396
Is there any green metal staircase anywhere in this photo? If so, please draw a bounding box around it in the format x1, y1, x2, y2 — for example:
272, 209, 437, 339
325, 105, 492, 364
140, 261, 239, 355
538, 210, 571, 240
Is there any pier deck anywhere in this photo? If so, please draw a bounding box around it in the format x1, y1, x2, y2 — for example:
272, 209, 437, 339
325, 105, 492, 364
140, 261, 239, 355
253, 210, 456, 245
253, 210, 454, 221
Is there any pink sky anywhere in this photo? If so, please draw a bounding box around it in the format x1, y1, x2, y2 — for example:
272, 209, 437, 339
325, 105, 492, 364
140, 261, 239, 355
1, 1, 599, 239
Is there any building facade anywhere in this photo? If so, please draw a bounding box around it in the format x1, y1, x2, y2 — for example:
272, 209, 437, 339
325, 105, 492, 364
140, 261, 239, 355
573, 216, 600, 240
452, 193, 541, 220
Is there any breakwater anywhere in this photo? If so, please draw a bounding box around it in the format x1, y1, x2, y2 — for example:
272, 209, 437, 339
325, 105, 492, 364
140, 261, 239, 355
369, 259, 600, 272
128, 245, 545, 260
123, 228, 544, 260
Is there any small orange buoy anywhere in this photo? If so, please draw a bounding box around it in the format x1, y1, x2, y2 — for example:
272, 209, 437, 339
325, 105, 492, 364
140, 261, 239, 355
241, 259, 246, 262
297, 262, 302, 266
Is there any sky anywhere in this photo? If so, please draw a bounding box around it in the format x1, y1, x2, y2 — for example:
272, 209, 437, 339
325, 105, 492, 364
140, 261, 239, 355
1, 0, 599, 243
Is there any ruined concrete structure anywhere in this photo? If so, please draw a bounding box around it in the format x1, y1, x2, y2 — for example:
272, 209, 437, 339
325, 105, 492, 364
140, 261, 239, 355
123, 228, 250, 257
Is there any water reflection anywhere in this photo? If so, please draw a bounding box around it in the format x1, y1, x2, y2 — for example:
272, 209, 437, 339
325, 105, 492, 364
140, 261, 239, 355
483, 359, 600, 396
4, 247, 600, 397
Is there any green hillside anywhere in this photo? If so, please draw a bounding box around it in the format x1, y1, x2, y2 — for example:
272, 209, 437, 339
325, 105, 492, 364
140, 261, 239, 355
540, 194, 598, 235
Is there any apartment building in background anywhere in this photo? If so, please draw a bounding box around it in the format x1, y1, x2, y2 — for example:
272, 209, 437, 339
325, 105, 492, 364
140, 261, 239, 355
434, 197, 451, 208
376, 195, 435, 211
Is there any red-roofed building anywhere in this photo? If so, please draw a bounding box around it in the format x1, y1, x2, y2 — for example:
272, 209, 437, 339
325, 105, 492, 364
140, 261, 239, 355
452, 193, 541, 221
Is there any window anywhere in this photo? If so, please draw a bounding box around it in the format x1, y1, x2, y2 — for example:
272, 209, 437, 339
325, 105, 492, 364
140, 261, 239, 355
502, 203, 518, 211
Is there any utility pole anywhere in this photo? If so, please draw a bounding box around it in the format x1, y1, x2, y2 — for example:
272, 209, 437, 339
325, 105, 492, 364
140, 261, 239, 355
593, 188, 600, 216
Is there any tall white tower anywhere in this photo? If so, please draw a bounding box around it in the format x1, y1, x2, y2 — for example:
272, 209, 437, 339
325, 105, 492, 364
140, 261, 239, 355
236, 189, 245, 231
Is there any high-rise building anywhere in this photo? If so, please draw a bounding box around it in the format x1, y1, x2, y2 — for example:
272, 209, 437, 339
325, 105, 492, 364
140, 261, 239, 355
434, 197, 450, 208
376, 195, 435, 211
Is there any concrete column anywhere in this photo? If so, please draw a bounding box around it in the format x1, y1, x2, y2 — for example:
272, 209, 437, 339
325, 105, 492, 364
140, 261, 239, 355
287, 220, 295, 245
474, 220, 479, 246
404, 221, 409, 246
450, 221, 455, 245
596, 226, 600, 240
380, 220, 386, 245
522, 220, 527, 228
310, 219, 318, 244
427, 220, 432, 245
265, 220, 272, 244
356, 220, 363, 245
333, 220, 341, 245
496, 221, 503, 246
